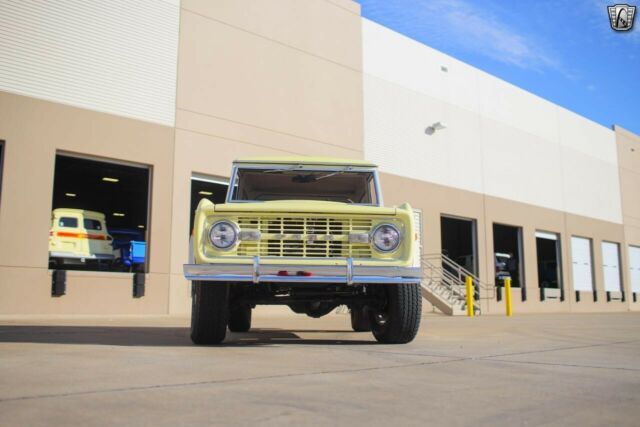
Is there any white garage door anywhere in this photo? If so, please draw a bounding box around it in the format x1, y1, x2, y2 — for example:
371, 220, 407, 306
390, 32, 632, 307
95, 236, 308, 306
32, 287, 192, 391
629, 246, 640, 293
602, 242, 621, 292
571, 237, 593, 292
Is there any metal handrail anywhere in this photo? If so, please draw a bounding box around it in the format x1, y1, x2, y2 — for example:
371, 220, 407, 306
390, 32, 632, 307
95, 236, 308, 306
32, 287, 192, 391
423, 253, 494, 299
420, 252, 498, 316
421, 256, 468, 305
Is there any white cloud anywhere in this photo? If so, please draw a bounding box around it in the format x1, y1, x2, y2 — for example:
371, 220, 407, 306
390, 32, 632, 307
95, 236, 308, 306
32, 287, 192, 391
404, 0, 567, 74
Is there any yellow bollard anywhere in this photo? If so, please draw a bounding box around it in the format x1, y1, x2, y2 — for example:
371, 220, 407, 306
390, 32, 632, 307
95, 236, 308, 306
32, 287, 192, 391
505, 277, 513, 317
465, 276, 474, 317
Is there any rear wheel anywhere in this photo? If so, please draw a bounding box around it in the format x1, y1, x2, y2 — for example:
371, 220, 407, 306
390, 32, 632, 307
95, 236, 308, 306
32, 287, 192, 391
350, 306, 371, 332
370, 283, 422, 344
190, 281, 229, 345
228, 305, 252, 332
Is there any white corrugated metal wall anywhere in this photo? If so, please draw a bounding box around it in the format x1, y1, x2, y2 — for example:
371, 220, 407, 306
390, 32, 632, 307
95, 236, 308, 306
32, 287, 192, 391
0, 0, 179, 126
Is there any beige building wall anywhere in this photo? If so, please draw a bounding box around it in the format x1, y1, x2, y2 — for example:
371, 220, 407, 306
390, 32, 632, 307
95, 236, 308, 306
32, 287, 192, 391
0, 92, 175, 314
381, 172, 630, 315
363, 17, 635, 315
615, 125, 640, 311
168, 0, 364, 313
0, 0, 636, 317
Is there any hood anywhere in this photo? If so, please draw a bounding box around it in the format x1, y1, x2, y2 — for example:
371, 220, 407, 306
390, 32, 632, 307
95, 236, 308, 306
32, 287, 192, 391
210, 200, 397, 216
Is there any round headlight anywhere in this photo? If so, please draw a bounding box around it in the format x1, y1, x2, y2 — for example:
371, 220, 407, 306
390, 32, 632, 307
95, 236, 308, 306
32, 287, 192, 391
371, 224, 401, 253
208, 221, 238, 250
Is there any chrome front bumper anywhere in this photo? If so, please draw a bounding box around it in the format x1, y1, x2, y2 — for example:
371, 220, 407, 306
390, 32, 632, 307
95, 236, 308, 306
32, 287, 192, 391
183, 257, 421, 285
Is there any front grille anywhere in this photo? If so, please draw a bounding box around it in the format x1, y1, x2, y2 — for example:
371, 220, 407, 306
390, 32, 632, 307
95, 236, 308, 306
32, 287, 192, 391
237, 216, 373, 258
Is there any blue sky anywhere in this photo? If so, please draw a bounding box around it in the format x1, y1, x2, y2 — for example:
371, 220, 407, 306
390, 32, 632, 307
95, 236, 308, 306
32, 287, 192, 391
355, 0, 640, 135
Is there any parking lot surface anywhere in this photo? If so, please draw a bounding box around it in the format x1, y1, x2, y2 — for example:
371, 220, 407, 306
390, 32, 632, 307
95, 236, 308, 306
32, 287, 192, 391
0, 309, 639, 426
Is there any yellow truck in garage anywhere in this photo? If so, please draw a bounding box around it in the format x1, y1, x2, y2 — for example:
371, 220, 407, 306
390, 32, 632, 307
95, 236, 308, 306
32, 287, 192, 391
48, 208, 114, 268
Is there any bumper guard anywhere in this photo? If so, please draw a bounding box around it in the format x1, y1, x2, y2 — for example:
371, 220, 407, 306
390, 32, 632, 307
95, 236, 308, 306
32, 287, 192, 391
183, 257, 421, 285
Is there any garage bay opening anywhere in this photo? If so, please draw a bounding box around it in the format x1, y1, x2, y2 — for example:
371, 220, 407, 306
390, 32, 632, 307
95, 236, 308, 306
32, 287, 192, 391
493, 223, 525, 301
0, 141, 4, 204
49, 154, 150, 272
441, 215, 477, 274
535, 231, 563, 300
571, 236, 596, 301
602, 241, 623, 301
190, 174, 228, 233
630, 246, 640, 302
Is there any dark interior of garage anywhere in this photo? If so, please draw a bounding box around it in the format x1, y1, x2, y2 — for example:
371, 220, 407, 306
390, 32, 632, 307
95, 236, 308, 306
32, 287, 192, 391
493, 223, 523, 287
536, 237, 561, 289
441, 216, 476, 274
190, 178, 228, 232
51, 154, 150, 272
0, 142, 4, 202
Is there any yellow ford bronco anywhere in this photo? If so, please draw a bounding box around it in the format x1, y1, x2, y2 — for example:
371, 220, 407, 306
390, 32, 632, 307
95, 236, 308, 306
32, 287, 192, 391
184, 157, 422, 344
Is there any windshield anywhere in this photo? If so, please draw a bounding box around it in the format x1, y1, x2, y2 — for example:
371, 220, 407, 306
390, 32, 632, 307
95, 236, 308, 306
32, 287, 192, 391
230, 168, 378, 204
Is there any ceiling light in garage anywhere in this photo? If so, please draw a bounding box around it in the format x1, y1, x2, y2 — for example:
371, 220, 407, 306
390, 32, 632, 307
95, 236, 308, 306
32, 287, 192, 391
65, 193, 76, 197
113, 212, 125, 217
102, 177, 119, 183
199, 191, 213, 196
138, 225, 145, 229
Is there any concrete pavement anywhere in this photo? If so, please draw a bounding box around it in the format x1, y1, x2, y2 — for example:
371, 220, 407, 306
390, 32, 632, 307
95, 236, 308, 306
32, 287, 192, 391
0, 309, 639, 426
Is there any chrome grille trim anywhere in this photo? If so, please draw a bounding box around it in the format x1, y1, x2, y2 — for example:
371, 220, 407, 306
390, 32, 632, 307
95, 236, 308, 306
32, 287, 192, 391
237, 216, 373, 258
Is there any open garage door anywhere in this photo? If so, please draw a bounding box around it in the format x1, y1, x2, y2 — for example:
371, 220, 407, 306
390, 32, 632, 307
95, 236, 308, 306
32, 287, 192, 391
50, 154, 150, 272
571, 237, 594, 295
190, 174, 228, 233
493, 223, 524, 288
441, 215, 477, 274
602, 242, 622, 298
536, 231, 563, 300
0, 141, 4, 204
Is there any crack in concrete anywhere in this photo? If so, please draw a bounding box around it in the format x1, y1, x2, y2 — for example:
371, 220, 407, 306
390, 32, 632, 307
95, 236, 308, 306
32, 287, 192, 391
474, 338, 640, 360
2, 335, 638, 404
0, 357, 469, 404
482, 358, 640, 372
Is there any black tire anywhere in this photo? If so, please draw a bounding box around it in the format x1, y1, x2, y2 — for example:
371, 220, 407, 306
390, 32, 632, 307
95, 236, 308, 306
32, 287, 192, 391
350, 306, 371, 332
370, 283, 422, 344
190, 281, 229, 345
228, 305, 252, 332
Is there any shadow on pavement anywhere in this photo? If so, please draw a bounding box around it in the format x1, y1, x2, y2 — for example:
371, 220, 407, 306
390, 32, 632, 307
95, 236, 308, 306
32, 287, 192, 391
0, 326, 376, 347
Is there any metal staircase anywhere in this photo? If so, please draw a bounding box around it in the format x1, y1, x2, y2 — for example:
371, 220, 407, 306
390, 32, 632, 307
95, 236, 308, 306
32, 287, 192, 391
420, 253, 494, 316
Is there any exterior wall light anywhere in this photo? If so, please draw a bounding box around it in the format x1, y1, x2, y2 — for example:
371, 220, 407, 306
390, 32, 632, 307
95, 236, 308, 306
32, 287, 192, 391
425, 122, 447, 135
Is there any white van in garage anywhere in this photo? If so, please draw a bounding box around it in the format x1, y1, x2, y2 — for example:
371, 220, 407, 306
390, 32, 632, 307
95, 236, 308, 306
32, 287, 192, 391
48, 208, 114, 268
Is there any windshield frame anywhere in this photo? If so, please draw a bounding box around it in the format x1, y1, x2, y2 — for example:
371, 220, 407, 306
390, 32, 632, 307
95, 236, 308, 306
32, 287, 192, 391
226, 164, 384, 206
